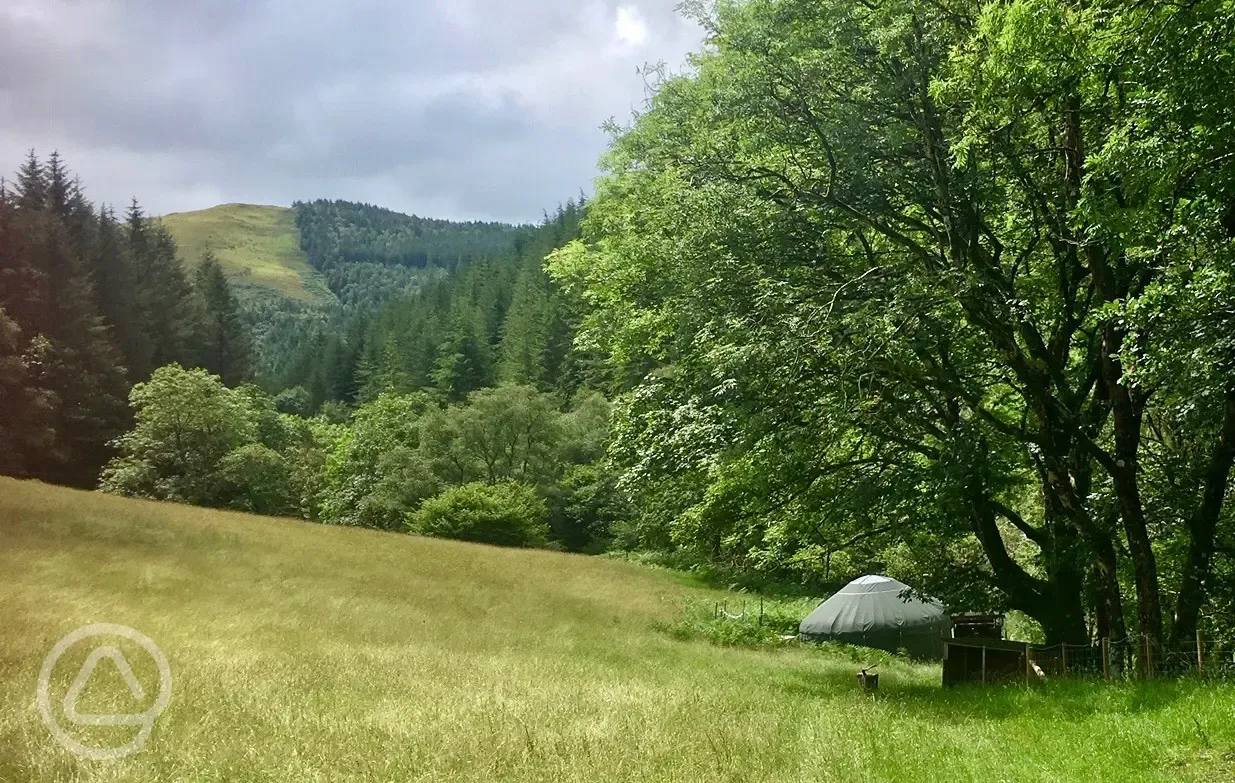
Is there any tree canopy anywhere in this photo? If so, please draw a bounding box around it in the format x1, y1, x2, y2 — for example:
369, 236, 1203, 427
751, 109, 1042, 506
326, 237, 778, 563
550, 0, 1235, 644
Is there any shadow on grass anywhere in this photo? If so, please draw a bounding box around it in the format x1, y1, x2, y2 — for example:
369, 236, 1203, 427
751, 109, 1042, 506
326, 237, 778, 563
770, 659, 1202, 724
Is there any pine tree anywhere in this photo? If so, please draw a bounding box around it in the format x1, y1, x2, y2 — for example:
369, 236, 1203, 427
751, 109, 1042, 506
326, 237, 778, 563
0, 308, 56, 477
124, 202, 200, 378
45, 151, 70, 217
3, 156, 129, 484
498, 254, 556, 387
90, 205, 138, 377
194, 249, 253, 386
13, 150, 45, 212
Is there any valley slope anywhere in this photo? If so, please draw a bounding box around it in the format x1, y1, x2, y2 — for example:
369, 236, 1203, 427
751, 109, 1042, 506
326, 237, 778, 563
159, 203, 336, 306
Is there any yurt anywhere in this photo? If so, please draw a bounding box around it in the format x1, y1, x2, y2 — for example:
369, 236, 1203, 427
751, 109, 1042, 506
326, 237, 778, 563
798, 574, 950, 659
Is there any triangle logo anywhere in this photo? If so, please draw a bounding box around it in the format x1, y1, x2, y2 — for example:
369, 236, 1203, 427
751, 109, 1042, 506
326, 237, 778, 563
62, 646, 149, 726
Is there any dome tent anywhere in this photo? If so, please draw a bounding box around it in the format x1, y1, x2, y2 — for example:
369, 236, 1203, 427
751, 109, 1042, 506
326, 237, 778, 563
798, 575, 950, 659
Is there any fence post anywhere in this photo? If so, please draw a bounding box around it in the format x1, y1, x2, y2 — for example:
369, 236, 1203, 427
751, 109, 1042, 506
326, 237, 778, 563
1061, 644, 1068, 677
981, 645, 987, 685
1102, 637, 1110, 680
759, 598, 764, 627
1197, 629, 1204, 677
1025, 643, 1032, 687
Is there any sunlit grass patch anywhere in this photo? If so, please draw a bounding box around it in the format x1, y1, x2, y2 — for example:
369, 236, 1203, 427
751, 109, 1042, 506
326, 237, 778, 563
160, 203, 335, 305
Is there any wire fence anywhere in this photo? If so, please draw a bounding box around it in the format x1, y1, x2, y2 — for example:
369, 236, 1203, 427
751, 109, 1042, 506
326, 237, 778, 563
1027, 634, 1235, 681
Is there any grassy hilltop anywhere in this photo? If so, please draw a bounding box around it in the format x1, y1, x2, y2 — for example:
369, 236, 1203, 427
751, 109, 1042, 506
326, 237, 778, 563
159, 204, 336, 306
1, 479, 1233, 782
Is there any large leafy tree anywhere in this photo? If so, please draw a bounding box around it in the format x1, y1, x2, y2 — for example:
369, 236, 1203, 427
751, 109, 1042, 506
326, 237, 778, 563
419, 384, 564, 486
99, 365, 259, 503
553, 0, 1235, 643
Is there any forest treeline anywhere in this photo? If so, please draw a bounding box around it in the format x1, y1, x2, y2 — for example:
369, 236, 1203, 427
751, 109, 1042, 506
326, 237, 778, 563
99, 368, 623, 553
0, 151, 615, 552
547, 0, 1235, 646
0, 152, 252, 485
270, 198, 592, 407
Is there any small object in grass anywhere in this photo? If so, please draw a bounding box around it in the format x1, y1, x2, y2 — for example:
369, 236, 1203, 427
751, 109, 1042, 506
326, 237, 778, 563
857, 668, 879, 692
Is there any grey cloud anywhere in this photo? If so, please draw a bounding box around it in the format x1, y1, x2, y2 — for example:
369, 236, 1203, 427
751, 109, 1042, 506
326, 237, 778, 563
0, 0, 701, 222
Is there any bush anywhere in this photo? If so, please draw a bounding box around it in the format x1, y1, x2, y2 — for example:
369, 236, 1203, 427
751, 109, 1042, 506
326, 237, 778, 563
274, 386, 313, 416
656, 598, 793, 649
410, 481, 549, 547
548, 463, 628, 552
214, 443, 295, 516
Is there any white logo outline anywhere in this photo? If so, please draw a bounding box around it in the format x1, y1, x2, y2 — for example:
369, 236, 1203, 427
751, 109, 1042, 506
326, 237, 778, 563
37, 624, 172, 760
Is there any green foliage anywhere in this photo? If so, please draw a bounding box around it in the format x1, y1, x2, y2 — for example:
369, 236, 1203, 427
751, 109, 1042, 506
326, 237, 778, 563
0, 308, 55, 477
214, 443, 296, 516
356, 202, 592, 403
318, 391, 433, 526
274, 385, 313, 416
0, 155, 263, 486
548, 462, 627, 553
419, 384, 563, 485
100, 365, 257, 503
295, 199, 520, 273
553, 0, 1235, 645
656, 596, 821, 649
410, 481, 549, 548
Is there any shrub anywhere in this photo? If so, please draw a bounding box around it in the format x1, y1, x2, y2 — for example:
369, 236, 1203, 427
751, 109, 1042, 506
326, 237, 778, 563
214, 443, 295, 516
274, 386, 313, 416
410, 481, 549, 547
547, 463, 628, 552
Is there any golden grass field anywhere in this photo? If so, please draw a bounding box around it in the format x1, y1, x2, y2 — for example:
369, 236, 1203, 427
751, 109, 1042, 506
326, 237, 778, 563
159, 204, 335, 305
1, 477, 1233, 782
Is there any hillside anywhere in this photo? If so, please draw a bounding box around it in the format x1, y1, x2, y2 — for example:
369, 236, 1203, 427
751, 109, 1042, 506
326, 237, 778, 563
159, 204, 336, 306
3, 479, 1233, 782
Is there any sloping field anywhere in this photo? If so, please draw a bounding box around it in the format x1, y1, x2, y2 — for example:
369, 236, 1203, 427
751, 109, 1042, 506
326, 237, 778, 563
159, 203, 335, 305
0, 478, 1232, 782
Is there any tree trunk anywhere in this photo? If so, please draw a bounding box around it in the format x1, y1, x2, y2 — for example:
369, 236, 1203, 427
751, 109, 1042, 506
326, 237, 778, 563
1171, 389, 1235, 645
1095, 316, 1163, 643
969, 491, 1087, 644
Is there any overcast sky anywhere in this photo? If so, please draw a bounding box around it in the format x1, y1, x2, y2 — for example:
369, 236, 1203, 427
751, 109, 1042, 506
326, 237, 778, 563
0, 0, 702, 223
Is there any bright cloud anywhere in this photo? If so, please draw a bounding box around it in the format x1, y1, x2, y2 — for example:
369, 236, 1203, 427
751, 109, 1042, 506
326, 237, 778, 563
615, 6, 650, 48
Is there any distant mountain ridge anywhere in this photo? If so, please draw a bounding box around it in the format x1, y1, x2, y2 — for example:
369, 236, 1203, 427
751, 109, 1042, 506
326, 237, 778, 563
158, 199, 530, 388
160, 201, 523, 309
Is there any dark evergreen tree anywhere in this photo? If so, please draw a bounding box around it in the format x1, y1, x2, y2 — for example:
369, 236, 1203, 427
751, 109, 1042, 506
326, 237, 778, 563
13, 150, 45, 212
125, 201, 199, 378
45, 151, 71, 217
0, 308, 56, 477
194, 249, 254, 386
1, 154, 129, 484
90, 206, 139, 375
352, 203, 587, 404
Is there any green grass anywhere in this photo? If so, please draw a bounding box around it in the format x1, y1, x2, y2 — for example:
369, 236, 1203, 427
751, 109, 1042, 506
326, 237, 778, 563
1, 478, 1233, 782
159, 204, 336, 306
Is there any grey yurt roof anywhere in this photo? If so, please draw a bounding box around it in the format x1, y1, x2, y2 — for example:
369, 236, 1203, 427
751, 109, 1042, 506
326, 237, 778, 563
799, 574, 950, 658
